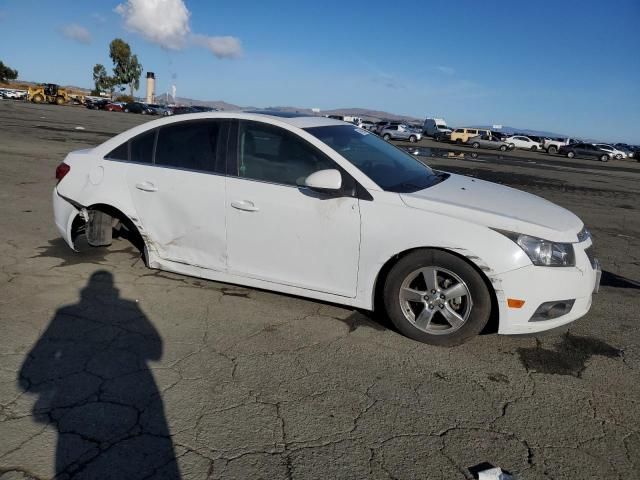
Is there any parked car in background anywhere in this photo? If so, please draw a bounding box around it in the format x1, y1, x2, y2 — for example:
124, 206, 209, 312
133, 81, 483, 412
360, 120, 376, 131
423, 118, 452, 137
190, 105, 218, 113
381, 124, 422, 143
506, 135, 544, 151
171, 106, 198, 115
2, 90, 27, 99
468, 135, 514, 152
86, 99, 109, 110
375, 121, 402, 135
559, 143, 611, 162
450, 128, 491, 144
52, 112, 600, 346
614, 144, 635, 158
490, 131, 509, 142
145, 104, 172, 116
105, 102, 124, 112
543, 137, 576, 154
433, 130, 452, 142
123, 102, 156, 114
594, 143, 627, 160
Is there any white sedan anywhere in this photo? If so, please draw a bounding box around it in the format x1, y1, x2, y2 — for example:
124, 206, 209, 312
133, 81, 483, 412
52, 112, 600, 346
506, 135, 544, 151
594, 144, 626, 160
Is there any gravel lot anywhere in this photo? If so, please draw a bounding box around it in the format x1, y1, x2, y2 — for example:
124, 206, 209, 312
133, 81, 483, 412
1, 101, 639, 479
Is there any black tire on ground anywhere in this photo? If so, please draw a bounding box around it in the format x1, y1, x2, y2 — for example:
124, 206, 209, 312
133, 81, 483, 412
472, 142, 480, 149
600, 154, 609, 162
455, 139, 462, 145
383, 134, 391, 141
499, 145, 507, 152
530, 146, 538, 151
55, 96, 65, 105
615, 154, 622, 160
567, 151, 575, 158
383, 249, 492, 347
124, 108, 129, 113
141, 110, 146, 115
32, 94, 44, 104
548, 146, 558, 154
409, 135, 417, 143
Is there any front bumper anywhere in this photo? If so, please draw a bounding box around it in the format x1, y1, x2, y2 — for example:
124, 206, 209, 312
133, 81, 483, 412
497, 241, 599, 335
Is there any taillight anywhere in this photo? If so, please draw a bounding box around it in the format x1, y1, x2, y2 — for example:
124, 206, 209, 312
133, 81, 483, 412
55, 162, 70, 183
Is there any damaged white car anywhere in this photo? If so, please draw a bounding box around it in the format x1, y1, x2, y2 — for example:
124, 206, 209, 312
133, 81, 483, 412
53, 112, 600, 346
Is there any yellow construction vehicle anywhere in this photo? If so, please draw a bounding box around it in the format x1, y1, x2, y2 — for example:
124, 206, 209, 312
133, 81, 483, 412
27, 84, 69, 105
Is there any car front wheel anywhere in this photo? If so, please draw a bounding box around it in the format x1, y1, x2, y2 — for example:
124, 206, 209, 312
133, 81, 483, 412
600, 154, 609, 162
472, 142, 480, 148
530, 145, 538, 151
383, 250, 491, 346
409, 135, 417, 143
499, 145, 507, 152
383, 134, 391, 141
548, 146, 558, 154
567, 151, 575, 158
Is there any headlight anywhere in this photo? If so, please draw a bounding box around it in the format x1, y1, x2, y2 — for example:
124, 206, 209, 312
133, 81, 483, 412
497, 230, 575, 267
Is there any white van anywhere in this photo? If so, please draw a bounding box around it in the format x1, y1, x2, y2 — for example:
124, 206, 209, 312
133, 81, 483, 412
423, 118, 451, 137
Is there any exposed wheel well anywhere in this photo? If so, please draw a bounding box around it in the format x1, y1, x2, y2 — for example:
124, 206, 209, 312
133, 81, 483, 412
372, 247, 500, 334
71, 203, 146, 258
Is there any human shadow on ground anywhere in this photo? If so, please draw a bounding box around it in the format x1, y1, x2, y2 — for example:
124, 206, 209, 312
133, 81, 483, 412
18, 270, 180, 479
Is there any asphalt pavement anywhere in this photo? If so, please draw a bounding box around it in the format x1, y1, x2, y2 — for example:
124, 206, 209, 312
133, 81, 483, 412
0, 101, 639, 479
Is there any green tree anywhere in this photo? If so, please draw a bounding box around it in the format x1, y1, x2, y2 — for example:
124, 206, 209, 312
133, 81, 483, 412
0, 60, 18, 83
108, 38, 143, 97
92, 63, 113, 95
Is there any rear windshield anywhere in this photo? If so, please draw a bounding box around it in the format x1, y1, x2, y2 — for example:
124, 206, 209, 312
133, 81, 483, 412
305, 125, 445, 193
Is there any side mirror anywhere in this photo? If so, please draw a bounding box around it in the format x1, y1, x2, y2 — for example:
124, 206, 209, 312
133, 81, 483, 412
304, 169, 342, 193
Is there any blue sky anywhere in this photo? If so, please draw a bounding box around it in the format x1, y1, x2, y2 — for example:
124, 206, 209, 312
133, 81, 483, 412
1, 0, 639, 142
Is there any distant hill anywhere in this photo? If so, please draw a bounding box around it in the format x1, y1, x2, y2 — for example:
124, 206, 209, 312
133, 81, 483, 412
472, 125, 572, 140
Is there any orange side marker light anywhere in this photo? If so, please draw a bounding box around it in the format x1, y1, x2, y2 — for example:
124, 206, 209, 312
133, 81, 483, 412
507, 298, 526, 309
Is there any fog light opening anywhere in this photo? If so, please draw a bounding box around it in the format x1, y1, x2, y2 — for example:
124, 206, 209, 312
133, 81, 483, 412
529, 299, 575, 322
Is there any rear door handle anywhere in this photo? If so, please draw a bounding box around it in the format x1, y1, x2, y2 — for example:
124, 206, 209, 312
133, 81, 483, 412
230, 200, 259, 212
135, 181, 158, 192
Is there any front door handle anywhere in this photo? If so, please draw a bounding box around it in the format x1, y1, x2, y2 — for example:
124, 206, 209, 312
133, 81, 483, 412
135, 181, 158, 192
230, 200, 259, 212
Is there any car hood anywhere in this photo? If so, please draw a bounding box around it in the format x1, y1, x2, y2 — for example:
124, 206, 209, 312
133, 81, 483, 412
400, 173, 582, 242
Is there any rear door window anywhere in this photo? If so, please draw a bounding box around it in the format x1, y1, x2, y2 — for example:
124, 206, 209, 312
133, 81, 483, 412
155, 120, 223, 173
130, 130, 156, 164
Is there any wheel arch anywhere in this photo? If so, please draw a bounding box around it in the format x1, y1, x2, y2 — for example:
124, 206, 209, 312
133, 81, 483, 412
72, 202, 148, 259
371, 246, 501, 334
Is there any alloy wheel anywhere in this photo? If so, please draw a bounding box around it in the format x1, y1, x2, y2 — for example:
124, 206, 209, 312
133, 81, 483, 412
399, 266, 473, 335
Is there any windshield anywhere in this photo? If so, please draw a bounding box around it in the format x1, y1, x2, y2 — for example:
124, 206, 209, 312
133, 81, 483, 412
305, 125, 444, 193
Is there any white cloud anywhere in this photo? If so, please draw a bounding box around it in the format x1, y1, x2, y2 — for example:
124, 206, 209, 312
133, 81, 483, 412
435, 65, 455, 75
91, 12, 107, 24
192, 34, 243, 59
115, 0, 191, 50
61, 24, 92, 44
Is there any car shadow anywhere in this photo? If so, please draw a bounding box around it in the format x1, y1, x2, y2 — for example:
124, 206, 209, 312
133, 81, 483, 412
17, 271, 180, 479
600, 270, 640, 290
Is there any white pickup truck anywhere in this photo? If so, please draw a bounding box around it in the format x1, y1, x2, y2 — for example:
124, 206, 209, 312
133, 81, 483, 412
544, 137, 577, 154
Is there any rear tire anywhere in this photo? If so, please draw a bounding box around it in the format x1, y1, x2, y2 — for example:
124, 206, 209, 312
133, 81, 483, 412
55, 96, 65, 105
567, 151, 575, 158
409, 135, 417, 143
547, 146, 558, 154
383, 134, 391, 141
32, 94, 44, 104
499, 145, 507, 152
600, 154, 609, 162
455, 139, 462, 145
472, 142, 480, 149
383, 250, 491, 346
530, 145, 538, 151
124, 108, 129, 113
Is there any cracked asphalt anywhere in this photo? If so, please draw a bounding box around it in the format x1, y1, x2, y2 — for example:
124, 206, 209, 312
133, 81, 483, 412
1, 101, 639, 479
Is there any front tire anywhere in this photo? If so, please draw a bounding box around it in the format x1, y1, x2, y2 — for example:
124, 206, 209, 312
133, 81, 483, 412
383, 134, 391, 141
547, 146, 558, 154
567, 151, 575, 158
499, 145, 507, 152
455, 139, 462, 145
472, 142, 480, 149
383, 250, 491, 346
409, 135, 417, 143
600, 154, 609, 162
530, 145, 538, 151
32, 94, 44, 104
